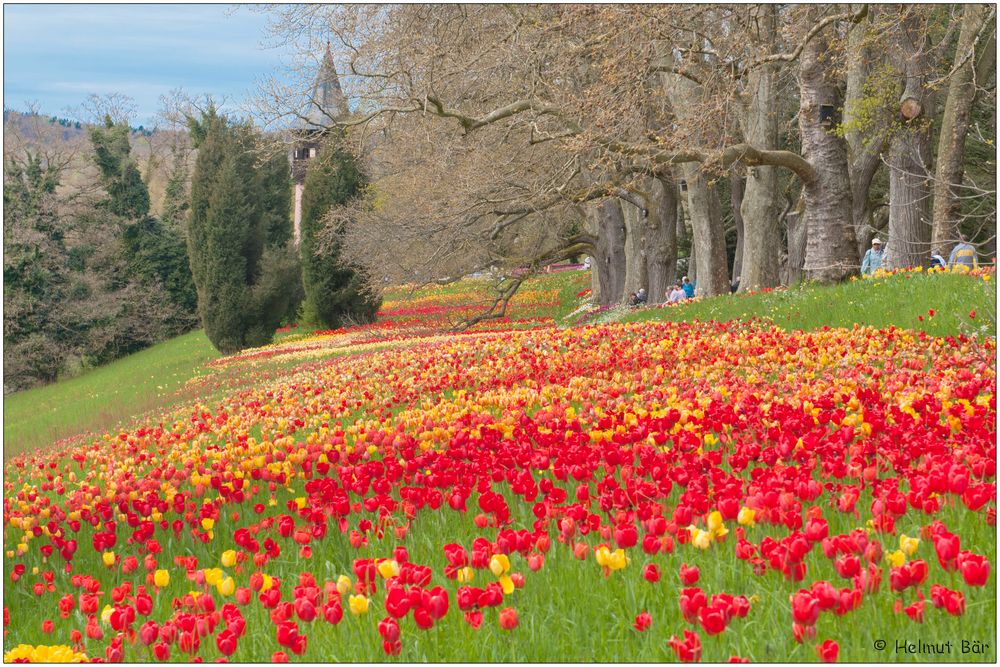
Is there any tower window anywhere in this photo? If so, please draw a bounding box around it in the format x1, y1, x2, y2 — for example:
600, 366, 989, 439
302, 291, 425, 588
309, 148, 317, 158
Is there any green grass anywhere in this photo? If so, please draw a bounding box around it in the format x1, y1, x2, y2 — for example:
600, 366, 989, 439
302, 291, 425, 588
3, 330, 220, 459
621, 271, 995, 338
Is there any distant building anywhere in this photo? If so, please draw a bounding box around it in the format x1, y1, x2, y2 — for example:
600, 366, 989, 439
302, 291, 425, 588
291, 43, 350, 245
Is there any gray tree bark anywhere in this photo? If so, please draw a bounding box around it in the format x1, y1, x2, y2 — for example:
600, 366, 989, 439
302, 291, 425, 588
786, 200, 808, 285
931, 5, 996, 251
621, 198, 648, 298
886, 11, 934, 269
797, 15, 859, 282
843, 4, 888, 256
589, 199, 627, 305
737, 6, 783, 292
644, 175, 678, 303
681, 163, 730, 296
730, 171, 745, 285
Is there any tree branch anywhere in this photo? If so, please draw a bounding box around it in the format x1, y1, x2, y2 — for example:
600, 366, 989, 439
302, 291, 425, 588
746, 4, 869, 71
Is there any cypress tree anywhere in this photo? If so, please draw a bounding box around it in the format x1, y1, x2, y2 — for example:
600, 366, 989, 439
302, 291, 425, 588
300, 138, 380, 328
186, 109, 295, 353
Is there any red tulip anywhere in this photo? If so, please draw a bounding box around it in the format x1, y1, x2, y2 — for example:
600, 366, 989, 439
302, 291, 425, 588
153, 642, 170, 661
633, 611, 651, 632
679, 563, 700, 585
790, 590, 820, 626
679, 587, 707, 624
698, 604, 728, 635
668, 628, 702, 662
499, 607, 518, 630
957, 552, 990, 586
816, 639, 839, 662
934, 532, 961, 571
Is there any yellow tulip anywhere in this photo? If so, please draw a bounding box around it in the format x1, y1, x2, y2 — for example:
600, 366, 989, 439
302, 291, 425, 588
3, 644, 88, 663
456, 566, 474, 583
489, 554, 511, 576
690, 528, 713, 550
101, 605, 113, 624
348, 594, 369, 616
336, 575, 352, 596
737, 507, 756, 527
607, 548, 629, 571
377, 559, 400, 579
154, 569, 170, 588
594, 546, 612, 568
899, 534, 920, 557
499, 575, 515, 595
221, 550, 237, 568
201, 517, 215, 531
886, 549, 906, 568
102, 551, 116, 567
707, 511, 725, 535
217, 576, 236, 596
260, 574, 274, 592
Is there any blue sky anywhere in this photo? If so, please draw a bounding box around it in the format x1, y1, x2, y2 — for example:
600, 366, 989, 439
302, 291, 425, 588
4, 4, 295, 126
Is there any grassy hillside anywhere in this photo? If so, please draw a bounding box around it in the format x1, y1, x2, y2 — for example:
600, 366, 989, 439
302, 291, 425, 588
4, 267, 993, 460
3, 330, 219, 458
620, 269, 995, 338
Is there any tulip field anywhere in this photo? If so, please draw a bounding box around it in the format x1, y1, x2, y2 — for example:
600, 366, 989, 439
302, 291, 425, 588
3, 267, 997, 662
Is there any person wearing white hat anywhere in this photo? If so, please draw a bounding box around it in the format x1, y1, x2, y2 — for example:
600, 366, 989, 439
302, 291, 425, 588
861, 237, 884, 276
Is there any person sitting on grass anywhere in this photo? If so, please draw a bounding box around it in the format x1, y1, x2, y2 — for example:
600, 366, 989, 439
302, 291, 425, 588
930, 249, 946, 269
682, 276, 695, 299
635, 288, 647, 305
667, 283, 686, 304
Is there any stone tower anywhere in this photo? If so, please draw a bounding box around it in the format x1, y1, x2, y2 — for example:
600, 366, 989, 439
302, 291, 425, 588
291, 43, 349, 245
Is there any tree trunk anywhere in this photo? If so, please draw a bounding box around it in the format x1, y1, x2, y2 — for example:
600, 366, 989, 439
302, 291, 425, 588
931, 4, 996, 251
843, 4, 887, 256
681, 163, 730, 296
737, 6, 783, 292
677, 182, 695, 283
644, 175, 678, 303
887, 11, 934, 270
798, 15, 859, 283
730, 171, 745, 284
786, 201, 808, 285
621, 198, 648, 298
590, 198, 627, 305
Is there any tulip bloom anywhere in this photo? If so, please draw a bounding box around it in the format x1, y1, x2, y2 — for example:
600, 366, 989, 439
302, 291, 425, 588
348, 594, 369, 616
633, 611, 651, 632
899, 534, 919, 557
816, 640, 839, 662
499, 607, 518, 630
679, 563, 700, 585
668, 629, 702, 662
153, 570, 169, 588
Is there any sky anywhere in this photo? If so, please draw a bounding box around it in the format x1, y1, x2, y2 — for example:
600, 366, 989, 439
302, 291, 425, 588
3, 4, 296, 126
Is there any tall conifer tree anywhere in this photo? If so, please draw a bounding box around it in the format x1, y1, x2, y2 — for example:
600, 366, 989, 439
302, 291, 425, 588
300, 138, 380, 328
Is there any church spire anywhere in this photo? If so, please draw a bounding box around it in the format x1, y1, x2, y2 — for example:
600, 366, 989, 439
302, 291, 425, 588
301, 41, 348, 126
